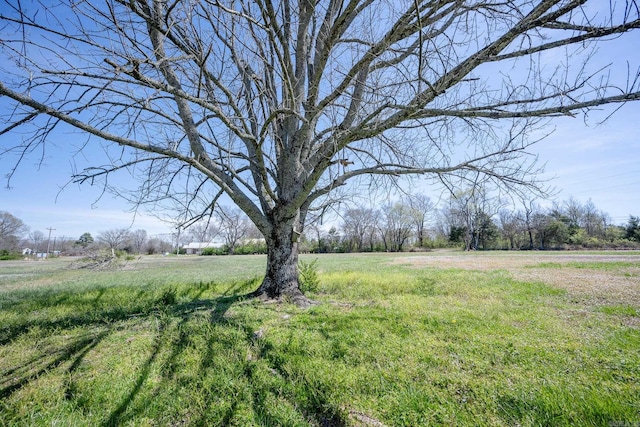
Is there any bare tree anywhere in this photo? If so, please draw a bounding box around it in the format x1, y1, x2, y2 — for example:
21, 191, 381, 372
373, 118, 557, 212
145, 236, 172, 255
562, 197, 585, 230
519, 197, 542, 250
379, 203, 415, 252
304, 222, 325, 253
445, 190, 476, 250
130, 229, 148, 254
498, 209, 523, 250
599, 210, 614, 241
28, 230, 46, 253
1, 1, 639, 303
446, 184, 502, 250
341, 207, 377, 252
97, 228, 132, 257
188, 221, 219, 243
406, 194, 435, 248
0, 211, 29, 251
56, 237, 76, 255
216, 206, 251, 254
581, 199, 603, 237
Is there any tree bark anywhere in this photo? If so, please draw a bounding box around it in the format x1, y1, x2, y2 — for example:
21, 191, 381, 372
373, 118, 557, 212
250, 217, 315, 307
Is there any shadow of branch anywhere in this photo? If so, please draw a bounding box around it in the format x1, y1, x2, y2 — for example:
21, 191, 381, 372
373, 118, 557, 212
2, 276, 349, 426
0, 330, 109, 400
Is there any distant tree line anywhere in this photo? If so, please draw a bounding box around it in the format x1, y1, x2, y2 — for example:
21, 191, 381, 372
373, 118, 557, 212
0, 205, 263, 257
441, 195, 639, 251
2, 195, 640, 259
301, 194, 640, 253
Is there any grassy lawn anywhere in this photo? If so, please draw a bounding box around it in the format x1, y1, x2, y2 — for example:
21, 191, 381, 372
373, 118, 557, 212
1, 252, 639, 426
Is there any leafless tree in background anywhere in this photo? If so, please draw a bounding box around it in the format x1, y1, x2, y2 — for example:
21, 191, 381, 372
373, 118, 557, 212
407, 194, 435, 248
28, 230, 46, 253
1, 0, 639, 303
445, 184, 502, 250
97, 228, 132, 257
216, 206, 252, 254
341, 207, 377, 252
130, 229, 148, 254
379, 203, 415, 252
520, 197, 542, 249
0, 211, 29, 251
188, 221, 220, 244
498, 209, 524, 250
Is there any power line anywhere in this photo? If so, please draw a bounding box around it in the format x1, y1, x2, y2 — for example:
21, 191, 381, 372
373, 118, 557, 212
46, 227, 56, 256
560, 181, 639, 196
559, 170, 640, 187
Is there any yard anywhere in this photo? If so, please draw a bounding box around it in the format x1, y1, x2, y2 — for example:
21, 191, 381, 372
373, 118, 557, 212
1, 251, 639, 426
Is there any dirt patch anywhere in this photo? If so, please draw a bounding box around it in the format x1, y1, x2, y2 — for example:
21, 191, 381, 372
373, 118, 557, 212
391, 251, 640, 307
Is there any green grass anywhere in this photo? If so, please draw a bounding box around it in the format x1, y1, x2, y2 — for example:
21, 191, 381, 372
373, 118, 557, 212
599, 305, 639, 317
1, 253, 639, 426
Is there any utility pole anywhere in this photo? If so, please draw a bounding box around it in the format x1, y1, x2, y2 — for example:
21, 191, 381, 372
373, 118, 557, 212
46, 227, 55, 258
175, 226, 181, 256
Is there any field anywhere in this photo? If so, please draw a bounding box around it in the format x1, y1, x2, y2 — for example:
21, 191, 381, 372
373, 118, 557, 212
0, 251, 639, 426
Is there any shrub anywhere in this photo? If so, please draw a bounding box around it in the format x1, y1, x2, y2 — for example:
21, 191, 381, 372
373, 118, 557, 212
201, 246, 229, 255
0, 249, 21, 260
233, 241, 267, 255
298, 258, 320, 293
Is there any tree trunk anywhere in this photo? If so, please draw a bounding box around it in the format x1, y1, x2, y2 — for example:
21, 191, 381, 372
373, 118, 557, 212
250, 220, 315, 307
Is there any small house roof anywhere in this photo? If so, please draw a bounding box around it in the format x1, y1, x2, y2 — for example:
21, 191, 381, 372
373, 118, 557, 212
183, 240, 225, 249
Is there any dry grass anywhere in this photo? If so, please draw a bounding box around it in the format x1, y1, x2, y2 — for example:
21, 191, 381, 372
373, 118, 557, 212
392, 251, 640, 308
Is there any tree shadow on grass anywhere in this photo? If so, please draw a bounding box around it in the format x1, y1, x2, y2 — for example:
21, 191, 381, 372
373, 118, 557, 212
0, 330, 110, 400
1, 278, 350, 426
101, 278, 260, 426
240, 338, 348, 427
0, 294, 145, 347
101, 293, 248, 427
0, 282, 222, 349
101, 316, 171, 427
102, 281, 349, 426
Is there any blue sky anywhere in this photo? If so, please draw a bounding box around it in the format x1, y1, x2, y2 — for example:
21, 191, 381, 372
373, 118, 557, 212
2, 99, 637, 240
534, 102, 639, 224
1, 3, 639, 241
